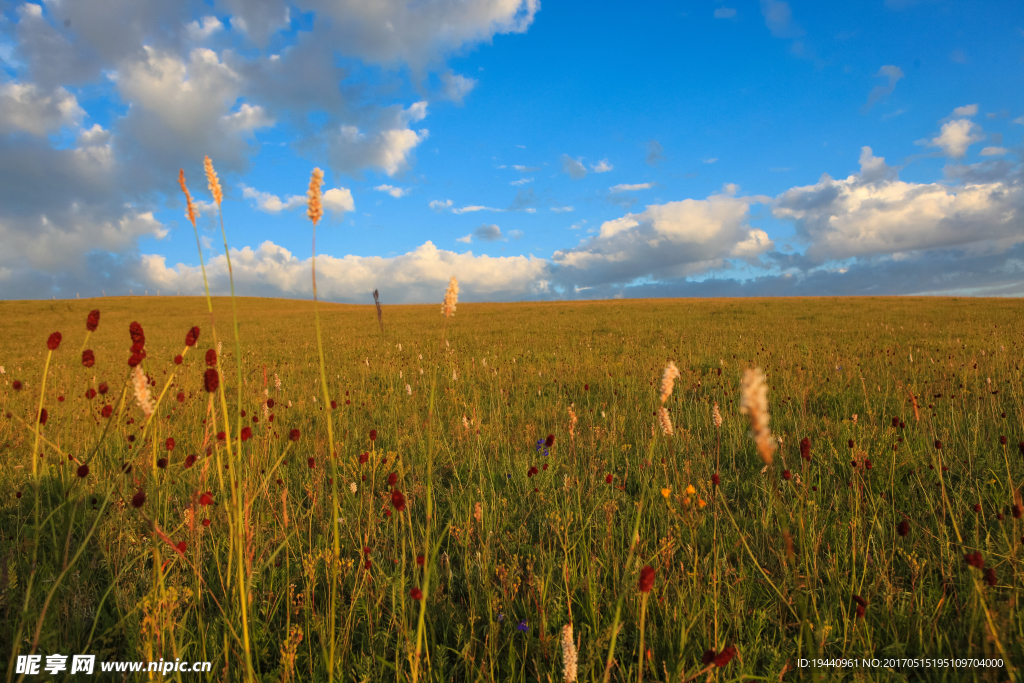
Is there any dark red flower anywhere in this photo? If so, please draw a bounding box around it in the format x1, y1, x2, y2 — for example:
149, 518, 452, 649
86, 309, 100, 332
57, 395, 64, 402
984, 568, 997, 587
157, 457, 168, 469
267, 398, 275, 408
359, 452, 369, 464
307, 457, 315, 469
77, 464, 89, 478
865, 459, 873, 470
331, 400, 337, 409
416, 554, 425, 566
47, 332, 62, 350
15, 492, 21, 499
847, 439, 854, 449
934, 439, 942, 450
527, 466, 538, 478
205, 349, 216, 366
410, 587, 423, 601
85, 388, 96, 400
638, 565, 655, 592
999, 435, 1007, 445
584, 384, 589, 391
174, 391, 184, 404
185, 326, 200, 347
82, 349, 95, 367
388, 472, 398, 487
216, 431, 226, 441
98, 382, 108, 395
12, 380, 22, 391
202, 518, 211, 527
127, 350, 145, 367
38, 408, 48, 425
712, 473, 720, 486
363, 546, 371, 555
174, 355, 183, 365
855, 604, 865, 619
101, 405, 113, 418
204, 368, 219, 392
713, 646, 736, 668
199, 492, 214, 506
184, 454, 197, 468
370, 429, 378, 442
964, 551, 984, 569
289, 429, 300, 441
800, 436, 811, 461
973, 503, 982, 513
892, 417, 899, 428
1019, 441, 1024, 457
364, 560, 372, 570
897, 520, 910, 537
166, 437, 175, 451
1013, 504, 1022, 519
545, 434, 555, 448
240, 426, 252, 441
391, 489, 406, 512
131, 490, 146, 508
782, 469, 792, 480
899, 421, 905, 428
543, 463, 548, 471
853, 594, 867, 607
605, 474, 613, 484
701, 650, 716, 665
129, 322, 145, 346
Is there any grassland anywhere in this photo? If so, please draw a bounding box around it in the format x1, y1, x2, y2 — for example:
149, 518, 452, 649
0, 294, 1022, 682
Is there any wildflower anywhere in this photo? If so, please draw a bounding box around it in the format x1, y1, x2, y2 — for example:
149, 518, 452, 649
157, 457, 168, 469
698, 498, 707, 508
934, 439, 942, 450
240, 427, 252, 441
308, 457, 315, 469
101, 405, 113, 418
131, 490, 146, 508
391, 489, 406, 512
204, 156, 223, 207
410, 587, 423, 601
206, 349, 217, 366
85, 388, 96, 400
359, 452, 369, 464
77, 464, 89, 478
217, 431, 226, 441
12, 380, 22, 391
387, 472, 398, 486
442, 276, 459, 318
267, 398, 275, 408
713, 646, 736, 668
199, 492, 214, 506
973, 503, 981, 513
132, 366, 155, 418
657, 407, 673, 436
659, 361, 680, 404
660, 488, 671, 498
98, 382, 108, 395
964, 551, 984, 569
545, 434, 555, 448
275, 373, 281, 390
685, 484, 696, 495
86, 309, 100, 331
185, 326, 200, 346
897, 520, 910, 536
605, 474, 613, 484
350, 482, 357, 494
783, 469, 792, 480
712, 402, 722, 428
47, 331, 62, 350
204, 368, 219, 393
739, 367, 774, 465
406, 384, 412, 395
370, 429, 377, 442
129, 321, 145, 346
561, 624, 578, 682
1013, 504, 1022, 519
184, 454, 197, 468
638, 565, 655, 592
517, 619, 529, 633
176, 541, 187, 555
82, 349, 95, 368
307, 167, 323, 225
290, 428, 301, 441
800, 437, 811, 461
416, 554, 425, 566
202, 518, 211, 527
712, 473, 720, 486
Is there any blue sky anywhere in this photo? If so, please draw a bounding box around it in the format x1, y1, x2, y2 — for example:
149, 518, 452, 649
1, 0, 1022, 302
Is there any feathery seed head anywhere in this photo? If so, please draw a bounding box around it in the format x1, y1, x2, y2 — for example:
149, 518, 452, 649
442, 276, 459, 318
712, 402, 723, 428
179, 169, 197, 226
560, 625, 578, 682
659, 361, 680, 404
740, 367, 774, 465
204, 156, 223, 207
307, 168, 324, 226
657, 407, 673, 436
132, 365, 155, 418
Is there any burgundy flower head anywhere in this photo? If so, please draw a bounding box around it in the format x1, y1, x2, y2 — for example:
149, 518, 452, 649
897, 520, 910, 537
782, 469, 792, 480
800, 436, 811, 461
85, 388, 96, 400
98, 382, 108, 395
205, 349, 217, 367
545, 434, 555, 448
185, 326, 200, 347
638, 565, 655, 593
204, 368, 219, 392
77, 464, 89, 478
289, 428, 300, 441
934, 439, 943, 450
38, 408, 48, 426
131, 490, 146, 508
82, 349, 95, 367
47, 332, 62, 351
176, 392, 185, 403
86, 309, 100, 332
410, 587, 423, 601
184, 454, 197, 468
240, 426, 252, 441
166, 437, 175, 451
157, 457, 168, 469
388, 472, 398, 487
267, 398, 275, 409
101, 405, 113, 418
713, 646, 736, 668
129, 322, 145, 346
359, 452, 369, 464
199, 492, 214, 506
370, 429, 378, 442
712, 473, 720, 486
12, 380, 22, 391
391, 489, 406, 512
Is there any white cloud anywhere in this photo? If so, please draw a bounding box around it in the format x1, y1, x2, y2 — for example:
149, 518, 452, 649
760, 0, 804, 38
980, 147, 1007, 156
610, 182, 655, 192
560, 154, 587, 179
374, 184, 408, 198
551, 206, 574, 212
921, 119, 984, 159
456, 234, 472, 243
0, 82, 85, 136
187, 16, 224, 41
474, 224, 503, 241
439, 71, 477, 105
511, 177, 533, 186
862, 65, 904, 114
241, 184, 306, 213
774, 147, 1023, 263
453, 205, 503, 214
327, 102, 430, 177
429, 199, 453, 211
714, 7, 737, 18
139, 240, 551, 303
951, 104, 978, 117
1014, 116, 1024, 125
591, 159, 613, 173
323, 188, 355, 213
513, 164, 540, 172
703, 157, 718, 164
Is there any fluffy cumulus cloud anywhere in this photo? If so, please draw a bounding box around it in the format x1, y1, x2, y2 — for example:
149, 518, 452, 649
139, 240, 551, 303
921, 118, 984, 159
0, 82, 84, 136
551, 186, 774, 289
325, 102, 429, 177
374, 184, 408, 198
774, 146, 1023, 263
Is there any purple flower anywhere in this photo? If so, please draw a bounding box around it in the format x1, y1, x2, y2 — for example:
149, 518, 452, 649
516, 619, 528, 633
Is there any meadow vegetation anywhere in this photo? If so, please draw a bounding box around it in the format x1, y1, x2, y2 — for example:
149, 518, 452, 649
1, 292, 1022, 682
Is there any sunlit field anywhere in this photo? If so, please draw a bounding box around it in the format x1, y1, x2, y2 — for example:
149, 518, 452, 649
1, 291, 1022, 682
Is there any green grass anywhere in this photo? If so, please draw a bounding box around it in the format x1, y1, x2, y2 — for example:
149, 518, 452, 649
0, 294, 1022, 682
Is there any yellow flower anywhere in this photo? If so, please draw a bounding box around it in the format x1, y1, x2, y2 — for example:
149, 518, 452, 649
660, 488, 671, 498
698, 498, 707, 509
685, 484, 696, 495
